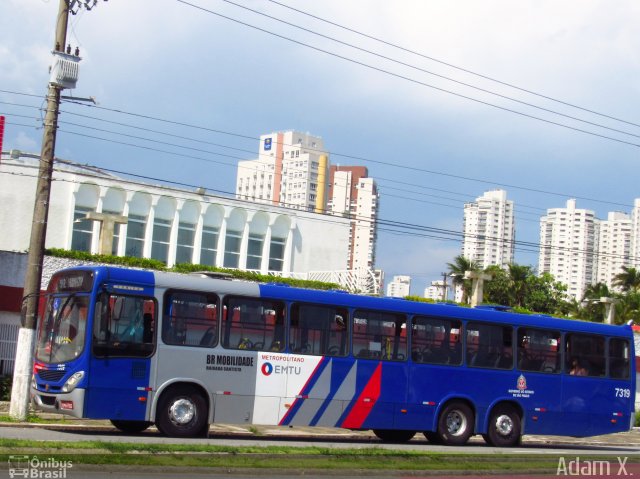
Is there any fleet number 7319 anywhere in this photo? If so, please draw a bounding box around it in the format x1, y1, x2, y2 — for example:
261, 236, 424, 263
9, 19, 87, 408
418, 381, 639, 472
615, 388, 631, 398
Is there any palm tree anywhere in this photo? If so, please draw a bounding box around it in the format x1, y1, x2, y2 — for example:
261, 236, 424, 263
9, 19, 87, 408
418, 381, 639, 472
613, 266, 640, 293
447, 255, 480, 304
508, 264, 533, 308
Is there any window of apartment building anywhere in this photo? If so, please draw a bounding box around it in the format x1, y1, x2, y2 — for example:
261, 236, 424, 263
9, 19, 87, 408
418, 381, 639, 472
246, 233, 264, 270
125, 214, 147, 258
175, 221, 196, 264
200, 225, 219, 266
151, 218, 172, 263
71, 206, 94, 252
223, 229, 242, 268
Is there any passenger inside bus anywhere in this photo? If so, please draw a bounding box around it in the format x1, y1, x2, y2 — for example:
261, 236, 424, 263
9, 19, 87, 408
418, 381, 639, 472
569, 357, 588, 376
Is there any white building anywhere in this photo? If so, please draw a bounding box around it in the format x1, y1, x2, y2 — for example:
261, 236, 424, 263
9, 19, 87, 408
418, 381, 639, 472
237, 134, 382, 294
424, 280, 447, 301
462, 189, 515, 269
236, 131, 329, 212
596, 212, 632, 291
327, 166, 379, 271
539, 199, 597, 301
386, 275, 411, 298
0, 152, 350, 276
632, 199, 640, 269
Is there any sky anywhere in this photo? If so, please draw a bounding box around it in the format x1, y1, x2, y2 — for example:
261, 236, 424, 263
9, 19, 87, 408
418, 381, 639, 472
1, 0, 639, 295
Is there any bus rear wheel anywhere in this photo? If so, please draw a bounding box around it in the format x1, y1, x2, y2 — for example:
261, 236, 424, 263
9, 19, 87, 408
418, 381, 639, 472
423, 431, 442, 444
373, 429, 416, 443
110, 420, 151, 434
436, 401, 474, 446
156, 385, 208, 437
483, 405, 521, 447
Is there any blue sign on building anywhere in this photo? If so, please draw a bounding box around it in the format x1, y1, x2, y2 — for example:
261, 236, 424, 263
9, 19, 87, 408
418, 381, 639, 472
264, 138, 272, 151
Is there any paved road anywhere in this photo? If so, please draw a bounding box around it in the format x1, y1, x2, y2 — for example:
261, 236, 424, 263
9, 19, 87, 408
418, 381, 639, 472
1, 422, 640, 455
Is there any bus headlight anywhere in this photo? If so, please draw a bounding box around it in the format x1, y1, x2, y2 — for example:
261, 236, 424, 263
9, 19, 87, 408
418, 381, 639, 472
61, 371, 85, 393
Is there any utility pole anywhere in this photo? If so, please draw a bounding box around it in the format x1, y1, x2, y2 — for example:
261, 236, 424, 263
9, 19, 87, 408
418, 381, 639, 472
9, 0, 70, 420
10, 0, 106, 419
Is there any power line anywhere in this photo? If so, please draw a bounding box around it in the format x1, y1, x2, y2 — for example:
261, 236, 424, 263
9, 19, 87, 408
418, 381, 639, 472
174, 0, 640, 150
265, 0, 640, 130
218, 0, 640, 140
2, 154, 636, 266
1, 94, 635, 210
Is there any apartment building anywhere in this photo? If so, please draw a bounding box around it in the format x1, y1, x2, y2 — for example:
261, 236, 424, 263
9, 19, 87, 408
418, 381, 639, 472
386, 275, 411, 298
462, 189, 515, 269
596, 212, 632, 290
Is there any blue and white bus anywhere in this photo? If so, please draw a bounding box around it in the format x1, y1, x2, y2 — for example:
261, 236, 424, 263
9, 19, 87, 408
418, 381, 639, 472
31, 266, 635, 446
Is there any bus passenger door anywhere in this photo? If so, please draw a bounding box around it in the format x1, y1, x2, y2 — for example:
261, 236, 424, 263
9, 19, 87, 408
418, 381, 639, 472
85, 293, 156, 421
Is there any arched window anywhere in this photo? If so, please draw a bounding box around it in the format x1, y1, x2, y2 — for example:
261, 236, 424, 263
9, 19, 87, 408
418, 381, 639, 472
175, 201, 200, 264
102, 188, 126, 255
246, 213, 269, 270
200, 205, 223, 266
71, 184, 99, 252
125, 193, 151, 258
224, 209, 246, 269
151, 197, 176, 264
269, 216, 290, 272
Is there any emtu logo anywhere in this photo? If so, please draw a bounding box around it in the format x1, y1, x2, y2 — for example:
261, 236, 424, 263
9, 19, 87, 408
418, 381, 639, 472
261, 362, 273, 376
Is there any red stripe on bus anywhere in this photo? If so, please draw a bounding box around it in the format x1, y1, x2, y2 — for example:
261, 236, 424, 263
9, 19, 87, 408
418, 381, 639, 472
340, 362, 382, 429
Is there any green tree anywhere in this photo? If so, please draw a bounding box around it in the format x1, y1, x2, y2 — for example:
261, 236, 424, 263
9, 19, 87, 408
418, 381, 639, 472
613, 266, 640, 293
523, 272, 567, 314
446, 255, 480, 304
508, 264, 533, 308
483, 265, 511, 306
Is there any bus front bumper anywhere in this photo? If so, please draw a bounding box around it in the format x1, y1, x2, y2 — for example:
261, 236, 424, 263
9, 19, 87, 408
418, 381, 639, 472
31, 387, 85, 419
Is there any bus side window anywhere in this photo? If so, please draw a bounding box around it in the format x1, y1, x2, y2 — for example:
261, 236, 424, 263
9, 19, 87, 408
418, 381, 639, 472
516, 328, 560, 374
352, 310, 406, 361
163, 291, 218, 347
565, 333, 605, 377
289, 303, 348, 357
222, 297, 285, 352
609, 338, 630, 379
411, 316, 462, 366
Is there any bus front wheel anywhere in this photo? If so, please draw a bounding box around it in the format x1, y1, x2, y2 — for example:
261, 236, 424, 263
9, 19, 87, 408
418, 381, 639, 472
156, 385, 208, 437
483, 405, 521, 447
110, 420, 151, 434
373, 429, 416, 443
436, 401, 474, 446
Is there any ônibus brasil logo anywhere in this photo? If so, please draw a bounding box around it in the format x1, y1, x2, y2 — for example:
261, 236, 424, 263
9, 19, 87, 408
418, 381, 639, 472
261, 362, 274, 376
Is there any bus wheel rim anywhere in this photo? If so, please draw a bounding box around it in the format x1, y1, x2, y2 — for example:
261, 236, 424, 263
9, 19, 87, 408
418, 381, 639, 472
446, 410, 466, 436
169, 398, 196, 425
495, 414, 514, 436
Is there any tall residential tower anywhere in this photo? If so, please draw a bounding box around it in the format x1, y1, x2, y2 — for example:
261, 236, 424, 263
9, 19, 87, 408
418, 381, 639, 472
462, 189, 515, 269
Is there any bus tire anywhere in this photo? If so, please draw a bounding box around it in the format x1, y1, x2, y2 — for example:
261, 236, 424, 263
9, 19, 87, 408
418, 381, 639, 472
373, 429, 416, 443
110, 420, 152, 434
423, 431, 442, 444
156, 385, 208, 438
484, 405, 521, 447
436, 401, 474, 446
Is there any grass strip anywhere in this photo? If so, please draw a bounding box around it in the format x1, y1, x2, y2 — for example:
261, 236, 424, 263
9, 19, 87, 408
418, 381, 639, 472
0, 439, 611, 472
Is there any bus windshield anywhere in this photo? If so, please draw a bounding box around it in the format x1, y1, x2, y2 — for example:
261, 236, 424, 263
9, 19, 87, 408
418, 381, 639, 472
35, 294, 89, 364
